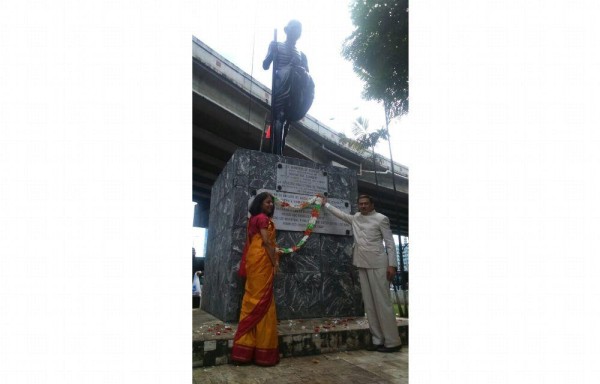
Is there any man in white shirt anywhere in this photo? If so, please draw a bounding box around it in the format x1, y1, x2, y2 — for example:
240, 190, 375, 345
323, 194, 401, 352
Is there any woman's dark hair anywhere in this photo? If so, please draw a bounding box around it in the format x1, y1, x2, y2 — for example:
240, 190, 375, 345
249, 192, 274, 217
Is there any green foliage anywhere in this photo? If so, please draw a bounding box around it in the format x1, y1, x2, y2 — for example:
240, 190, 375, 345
338, 132, 366, 154
338, 116, 388, 154
342, 0, 409, 118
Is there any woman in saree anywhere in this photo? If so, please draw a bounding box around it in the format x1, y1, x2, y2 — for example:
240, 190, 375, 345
231, 192, 280, 366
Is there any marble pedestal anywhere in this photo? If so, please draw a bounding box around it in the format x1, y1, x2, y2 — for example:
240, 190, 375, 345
201, 149, 363, 322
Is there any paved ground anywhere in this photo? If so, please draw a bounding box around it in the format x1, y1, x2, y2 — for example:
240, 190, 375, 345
193, 346, 408, 383
193, 307, 408, 342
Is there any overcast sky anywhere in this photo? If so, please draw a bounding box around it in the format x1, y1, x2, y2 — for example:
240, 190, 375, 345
192, 0, 410, 166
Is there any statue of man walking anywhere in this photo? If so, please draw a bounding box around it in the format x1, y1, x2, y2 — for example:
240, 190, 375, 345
263, 20, 314, 155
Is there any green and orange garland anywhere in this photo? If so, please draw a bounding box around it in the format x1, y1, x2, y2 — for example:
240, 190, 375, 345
273, 194, 324, 254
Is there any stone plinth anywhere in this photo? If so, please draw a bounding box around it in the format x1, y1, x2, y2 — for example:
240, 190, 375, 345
192, 308, 409, 368
201, 149, 363, 322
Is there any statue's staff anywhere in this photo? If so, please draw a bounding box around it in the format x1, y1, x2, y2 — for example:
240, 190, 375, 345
269, 29, 277, 154
260, 29, 278, 153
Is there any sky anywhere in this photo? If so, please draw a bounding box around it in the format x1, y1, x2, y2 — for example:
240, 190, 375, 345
192, 0, 410, 166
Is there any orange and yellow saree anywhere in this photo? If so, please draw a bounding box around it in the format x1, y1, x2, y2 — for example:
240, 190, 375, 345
231, 213, 280, 366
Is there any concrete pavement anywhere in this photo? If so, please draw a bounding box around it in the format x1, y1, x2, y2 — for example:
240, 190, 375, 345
193, 346, 408, 383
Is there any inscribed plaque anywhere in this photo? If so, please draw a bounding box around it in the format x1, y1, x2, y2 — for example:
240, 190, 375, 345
275, 163, 328, 196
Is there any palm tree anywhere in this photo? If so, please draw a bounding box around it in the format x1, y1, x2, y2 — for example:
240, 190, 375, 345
339, 116, 388, 199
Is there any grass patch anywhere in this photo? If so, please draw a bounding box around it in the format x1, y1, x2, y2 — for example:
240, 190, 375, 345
393, 303, 407, 316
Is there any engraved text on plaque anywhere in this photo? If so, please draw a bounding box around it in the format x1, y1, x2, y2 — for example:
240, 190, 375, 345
276, 163, 328, 196
251, 189, 352, 236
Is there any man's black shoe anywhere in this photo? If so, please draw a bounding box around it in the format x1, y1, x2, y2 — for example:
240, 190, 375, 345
377, 345, 401, 353
365, 344, 383, 351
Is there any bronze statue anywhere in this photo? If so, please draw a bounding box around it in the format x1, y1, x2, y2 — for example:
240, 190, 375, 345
263, 20, 314, 155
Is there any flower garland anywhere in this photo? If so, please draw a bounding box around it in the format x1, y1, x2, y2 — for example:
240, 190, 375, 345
273, 194, 323, 254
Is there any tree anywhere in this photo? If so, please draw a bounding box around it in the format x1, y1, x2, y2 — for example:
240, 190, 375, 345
342, 0, 409, 118
338, 116, 388, 198
343, 0, 408, 253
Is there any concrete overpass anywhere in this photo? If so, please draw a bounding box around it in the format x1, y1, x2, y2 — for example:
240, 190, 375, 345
193, 36, 408, 236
